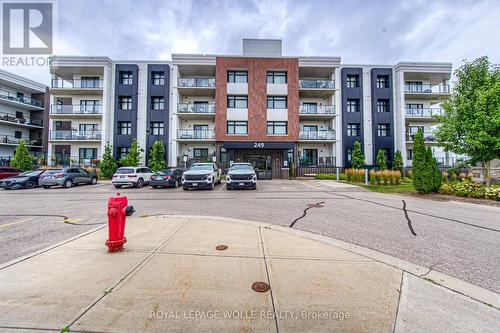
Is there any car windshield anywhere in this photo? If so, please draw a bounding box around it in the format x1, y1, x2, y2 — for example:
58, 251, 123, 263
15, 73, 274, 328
20, 170, 43, 177
45, 169, 62, 174
189, 164, 213, 171
116, 168, 135, 174
157, 169, 174, 175
230, 164, 254, 171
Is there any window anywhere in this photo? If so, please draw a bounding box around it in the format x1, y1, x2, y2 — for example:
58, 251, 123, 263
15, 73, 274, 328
151, 71, 165, 85
80, 100, 99, 112
118, 122, 131, 135
347, 123, 360, 136
193, 148, 209, 158
407, 149, 413, 161
151, 97, 165, 110
376, 75, 389, 88
79, 124, 98, 132
302, 125, 318, 132
347, 99, 360, 113
227, 121, 248, 134
227, 96, 248, 108
406, 81, 423, 92
79, 148, 97, 161
119, 96, 132, 110
14, 131, 22, 139
346, 75, 359, 88
119, 71, 133, 85
346, 148, 353, 162
377, 99, 389, 113
267, 121, 287, 135
267, 96, 287, 109
81, 77, 100, 88
15, 111, 24, 119
302, 149, 318, 166
407, 103, 423, 110
118, 147, 130, 160
227, 71, 248, 83
267, 71, 287, 84
150, 122, 164, 135
377, 123, 390, 137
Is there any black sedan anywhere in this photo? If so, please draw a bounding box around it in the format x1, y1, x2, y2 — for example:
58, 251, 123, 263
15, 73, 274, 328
0, 170, 46, 189
150, 168, 183, 188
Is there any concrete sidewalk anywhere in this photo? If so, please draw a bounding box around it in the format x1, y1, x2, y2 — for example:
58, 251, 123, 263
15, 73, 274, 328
0, 215, 498, 332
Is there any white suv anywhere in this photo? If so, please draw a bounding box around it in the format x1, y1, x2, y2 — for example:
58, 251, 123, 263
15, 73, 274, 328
181, 163, 221, 190
112, 167, 154, 188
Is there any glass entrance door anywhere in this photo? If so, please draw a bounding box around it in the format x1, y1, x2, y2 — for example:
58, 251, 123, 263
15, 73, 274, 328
249, 157, 272, 180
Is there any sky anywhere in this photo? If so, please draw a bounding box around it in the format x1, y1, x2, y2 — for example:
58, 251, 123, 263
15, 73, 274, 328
2, 0, 500, 85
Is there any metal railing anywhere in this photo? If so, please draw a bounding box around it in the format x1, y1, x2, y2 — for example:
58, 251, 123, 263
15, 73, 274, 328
405, 108, 444, 118
299, 156, 336, 166
404, 84, 450, 94
299, 105, 335, 115
0, 111, 43, 127
177, 129, 215, 140
46, 156, 100, 167
51, 79, 103, 89
299, 130, 336, 140
177, 103, 216, 114
50, 130, 102, 140
50, 104, 103, 115
0, 89, 43, 107
0, 134, 42, 146
178, 77, 216, 88
406, 132, 436, 142
176, 156, 214, 169
299, 79, 335, 89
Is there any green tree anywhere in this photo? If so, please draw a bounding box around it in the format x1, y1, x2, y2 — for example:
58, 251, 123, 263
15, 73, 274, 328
427, 147, 442, 192
393, 150, 404, 175
148, 140, 167, 172
120, 139, 144, 167
375, 149, 387, 170
434, 56, 499, 187
98, 143, 118, 178
10, 140, 33, 171
412, 129, 434, 193
351, 141, 365, 169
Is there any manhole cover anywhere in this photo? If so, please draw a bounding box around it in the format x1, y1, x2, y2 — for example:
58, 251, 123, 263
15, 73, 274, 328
252, 281, 270, 292
215, 245, 228, 251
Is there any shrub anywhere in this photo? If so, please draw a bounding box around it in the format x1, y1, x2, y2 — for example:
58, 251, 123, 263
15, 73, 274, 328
98, 143, 118, 178
440, 181, 500, 201
392, 150, 404, 176
451, 173, 457, 181
315, 173, 337, 180
466, 172, 473, 181
458, 172, 467, 181
394, 171, 401, 185
407, 170, 412, 179
148, 140, 167, 172
402, 177, 412, 184
441, 171, 449, 183
376, 171, 382, 185
120, 139, 143, 167
369, 170, 376, 185
376, 149, 387, 170
10, 140, 33, 171
428, 148, 441, 192
351, 141, 365, 169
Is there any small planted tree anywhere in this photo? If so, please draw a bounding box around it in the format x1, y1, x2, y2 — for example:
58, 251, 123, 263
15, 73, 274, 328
148, 140, 167, 172
11, 140, 33, 171
393, 150, 404, 175
98, 143, 118, 178
376, 149, 387, 170
351, 141, 365, 169
413, 129, 434, 193
120, 139, 144, 167
427, 147, 442, 192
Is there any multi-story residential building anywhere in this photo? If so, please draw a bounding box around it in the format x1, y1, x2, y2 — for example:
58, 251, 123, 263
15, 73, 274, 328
0, 70, 47, 165
47, 39, 463, 177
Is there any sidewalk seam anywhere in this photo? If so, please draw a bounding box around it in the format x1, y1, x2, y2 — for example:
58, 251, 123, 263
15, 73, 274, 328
392, 271, 405, 333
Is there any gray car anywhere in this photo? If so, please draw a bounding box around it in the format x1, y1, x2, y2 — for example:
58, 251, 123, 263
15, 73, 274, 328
39, 167, 98, 189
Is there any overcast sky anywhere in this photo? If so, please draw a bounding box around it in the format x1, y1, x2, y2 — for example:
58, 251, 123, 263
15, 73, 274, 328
3, 0, 500, 84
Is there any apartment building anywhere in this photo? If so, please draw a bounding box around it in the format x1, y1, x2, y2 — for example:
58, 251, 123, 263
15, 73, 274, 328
47, 39, 462, 177
0, 70, 47, 165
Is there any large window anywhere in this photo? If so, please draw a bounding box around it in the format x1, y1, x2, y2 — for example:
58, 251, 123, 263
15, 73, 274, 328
406, 81, 423, 92
376, 75, 389, 88
346, 148, 353, 162
151, 97, 165, 110
119, 71, 133, 85
227, 71, 248, 83
347, 123, 360, 136
377, 123, 390, 137
150, 122, 164, 135
193, 148, 209, 158
80, 100, 99, 112
151, 71, 165, 85
267, 121, 287, 135
227, 96, 248, 108
267, 96, 287, 109
377, 99, 389, 113
14, 130, 22, 139
118, 147, 130, 160
118, 122, 131, 135
346, 74, 359, 88
81, 77, 100, 88
302, 149, 318, 166
267, 71, 287, 84
347, 99, 360, 113
79, 148, 97, 161
227, 121, 248, 134
119, 96, 132, 110
79, 124, 98, 132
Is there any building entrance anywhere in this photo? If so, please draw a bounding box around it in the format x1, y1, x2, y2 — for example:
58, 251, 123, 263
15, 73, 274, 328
248, 156, 272, 180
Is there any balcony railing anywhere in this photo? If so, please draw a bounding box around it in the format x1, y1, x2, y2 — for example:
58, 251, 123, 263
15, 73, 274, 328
299, 130, 336, 140
178, 77, 215, 88
0, 111, 43, 127
299, 105, 335, 115
177, 156, 214, 169
51, 79, 103, 89
405, 108, 444, 118
0, 90, 43, 108
299, 156, 336, 167
177, 129, 215, 140
299, 80, 335, 89
50, 104, 103, 115
177, 103, 216, 114
50, 130, 102, 141
0, 134, 42, 146
406, 132, 436, 142
404, 84, 450, 94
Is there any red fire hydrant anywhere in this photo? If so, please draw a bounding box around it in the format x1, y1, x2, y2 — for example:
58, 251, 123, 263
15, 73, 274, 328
105, 193, 134, 252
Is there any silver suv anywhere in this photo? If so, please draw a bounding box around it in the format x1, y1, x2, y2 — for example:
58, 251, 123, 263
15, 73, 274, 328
40, 167, 98, 189
181, 163, 221, 190
226, 163, 257, 190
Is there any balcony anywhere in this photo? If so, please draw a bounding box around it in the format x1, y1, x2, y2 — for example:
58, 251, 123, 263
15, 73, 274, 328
299, 130, 336, 141
0, 134, 42, 147
299, 105, 335, 119
405, 108, 444, 120
50, 104, 103, 116
177, 103, 215, 119
299, 156, 336, 167
299, 80, 335, 89
0, 111, 43, 128
49, 130, 102, 141
0, 90, 44, 109
177, 129, 215, 141
177, 77, 216, 96
404, 83, 450, 99
406, 132, 436, 142
51, 79, 104, 95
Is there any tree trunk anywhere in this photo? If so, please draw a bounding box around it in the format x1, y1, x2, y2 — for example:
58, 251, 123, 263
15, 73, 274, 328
485, 160, 491, 188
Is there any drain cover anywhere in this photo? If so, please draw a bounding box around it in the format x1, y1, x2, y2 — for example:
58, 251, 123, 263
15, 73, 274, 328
252, 281, 270, 292
215, 245, 228, 251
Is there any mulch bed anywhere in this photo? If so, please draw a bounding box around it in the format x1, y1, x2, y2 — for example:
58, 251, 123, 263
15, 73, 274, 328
402, 192, 500, 207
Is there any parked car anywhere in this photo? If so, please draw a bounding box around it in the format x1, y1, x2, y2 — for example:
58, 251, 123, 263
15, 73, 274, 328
40, 167, 98, 188
181, 163, 221, 190
150, 168, 183, 188
112, 167, 154, 188
0, 169, 46, 189
226, 163, 258, 190
0, 166, 22, 180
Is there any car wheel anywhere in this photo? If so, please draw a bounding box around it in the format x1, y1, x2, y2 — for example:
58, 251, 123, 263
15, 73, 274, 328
114, 184, 122, 189
63, 179, 73, 188
136, 178, 144, 188
25, 181, 36, 189
151, 185, 158, 189
210, 181, 215, 190
252, 185, 257, 190
42, 185, 51, 189
90, 177, 97, 185
174, 180, 179, 188
226, 185, 231, 190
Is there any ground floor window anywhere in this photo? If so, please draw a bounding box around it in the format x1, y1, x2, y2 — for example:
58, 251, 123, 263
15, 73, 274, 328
118, 147, 130, 160
151, 122, 164, 135
193, 148, 209, 159
79, 148, 97, 162
267, 121, 287, 135
407, 149, 413, 160
346, 148, 353, 162
301, 149, 318, 166
227, 121, 248, 135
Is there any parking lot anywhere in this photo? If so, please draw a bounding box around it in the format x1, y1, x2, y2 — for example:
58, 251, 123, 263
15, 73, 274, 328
0, 179, 499, 294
